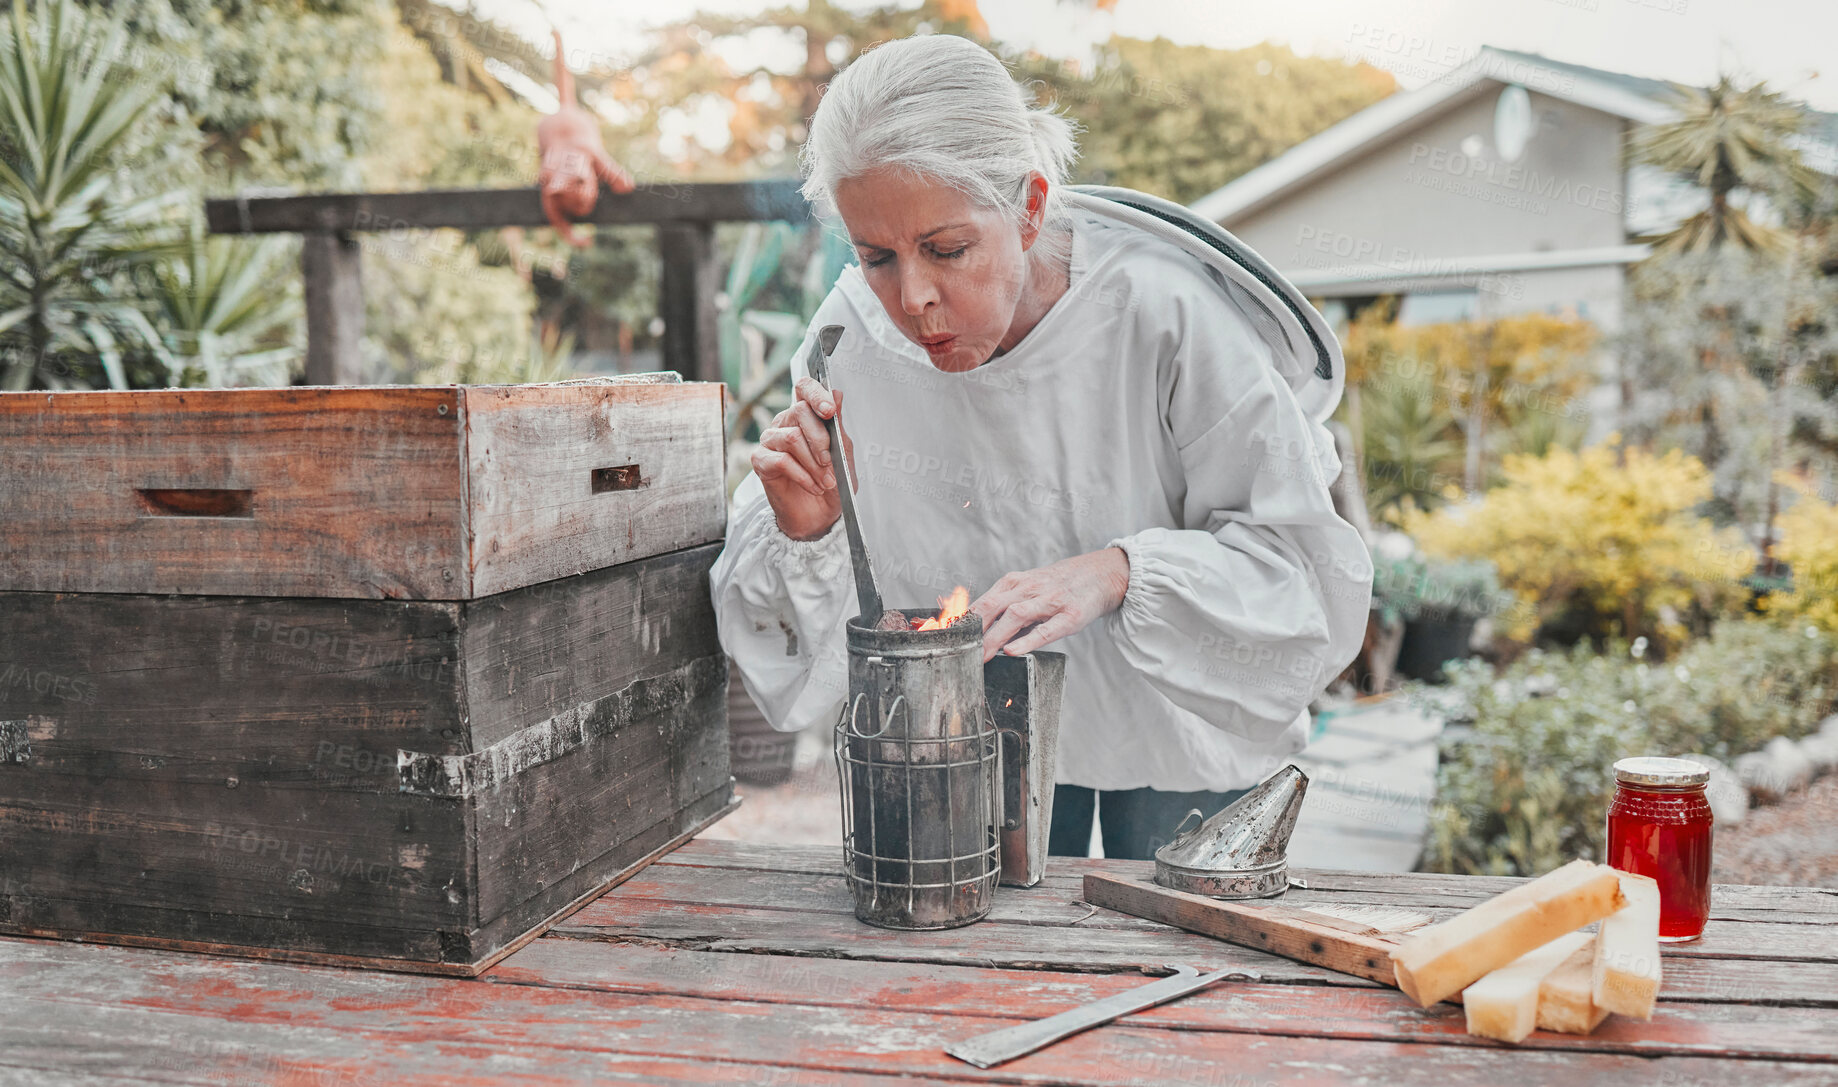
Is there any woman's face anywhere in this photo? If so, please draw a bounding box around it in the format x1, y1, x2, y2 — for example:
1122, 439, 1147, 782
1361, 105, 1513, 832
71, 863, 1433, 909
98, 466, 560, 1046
834, 167, 1040, 373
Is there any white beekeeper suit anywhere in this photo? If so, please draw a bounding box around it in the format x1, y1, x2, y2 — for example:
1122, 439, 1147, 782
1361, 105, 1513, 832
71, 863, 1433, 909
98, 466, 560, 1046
710, 188, 1372, 793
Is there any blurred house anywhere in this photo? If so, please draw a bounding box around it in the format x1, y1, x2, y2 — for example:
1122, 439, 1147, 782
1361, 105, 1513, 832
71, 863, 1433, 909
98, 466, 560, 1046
1190, 45, 1838, 431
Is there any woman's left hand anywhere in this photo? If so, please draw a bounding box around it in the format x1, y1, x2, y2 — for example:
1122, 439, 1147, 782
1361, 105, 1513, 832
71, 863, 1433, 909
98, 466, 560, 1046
969, 547, 1130, 662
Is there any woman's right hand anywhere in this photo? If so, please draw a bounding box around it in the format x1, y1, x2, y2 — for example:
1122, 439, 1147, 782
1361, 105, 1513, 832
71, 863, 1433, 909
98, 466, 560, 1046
754, 377, 857, 541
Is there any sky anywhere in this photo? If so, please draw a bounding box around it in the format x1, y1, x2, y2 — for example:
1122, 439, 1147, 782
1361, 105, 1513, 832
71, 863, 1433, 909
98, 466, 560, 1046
480, 0, 1838, 115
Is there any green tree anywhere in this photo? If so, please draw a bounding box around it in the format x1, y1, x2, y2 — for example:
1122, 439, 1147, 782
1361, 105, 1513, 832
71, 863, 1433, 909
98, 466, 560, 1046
1622, 76, 1837, 548
354, 11, 542, 382
95, 0, 390, 192
1354, 357, 1463, 524
1342, 306, 1597, 512
1012, 38, 1395, 205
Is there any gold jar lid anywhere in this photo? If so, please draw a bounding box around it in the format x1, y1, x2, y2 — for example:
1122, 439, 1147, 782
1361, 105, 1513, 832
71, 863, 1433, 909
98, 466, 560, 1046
1613, 756, 1711, 788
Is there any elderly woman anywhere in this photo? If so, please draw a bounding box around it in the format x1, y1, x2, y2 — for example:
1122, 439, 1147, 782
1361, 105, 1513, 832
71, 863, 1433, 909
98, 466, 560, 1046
711, 34, 1371, 860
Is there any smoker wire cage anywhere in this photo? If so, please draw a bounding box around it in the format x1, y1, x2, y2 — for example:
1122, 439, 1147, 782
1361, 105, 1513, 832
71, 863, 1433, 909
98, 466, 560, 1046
835, 608, 1001, 930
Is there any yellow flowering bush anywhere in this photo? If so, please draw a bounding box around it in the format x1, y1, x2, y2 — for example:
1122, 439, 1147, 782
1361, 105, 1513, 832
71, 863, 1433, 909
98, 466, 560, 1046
1343, 308, 1599, 523
1342, 307, 1598, 405
1766, 493, 1838, 632
1400, 440, 1752, 649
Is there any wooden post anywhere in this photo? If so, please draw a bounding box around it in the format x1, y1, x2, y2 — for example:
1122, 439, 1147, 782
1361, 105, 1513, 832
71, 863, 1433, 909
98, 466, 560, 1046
656, 221, 721, 385
302, 231, 366, 386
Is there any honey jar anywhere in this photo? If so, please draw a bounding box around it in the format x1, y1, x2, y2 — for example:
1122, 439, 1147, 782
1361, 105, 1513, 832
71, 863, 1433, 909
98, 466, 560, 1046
1605, 756, 1714, 942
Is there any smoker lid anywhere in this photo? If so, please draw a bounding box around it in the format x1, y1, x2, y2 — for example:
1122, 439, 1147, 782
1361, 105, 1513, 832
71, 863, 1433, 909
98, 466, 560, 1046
1154, 764, 1308, 878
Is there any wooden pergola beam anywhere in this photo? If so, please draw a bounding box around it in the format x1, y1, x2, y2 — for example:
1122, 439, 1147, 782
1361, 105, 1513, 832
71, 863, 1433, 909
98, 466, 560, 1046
206, 182, 814, 387
204, 182, 810, 235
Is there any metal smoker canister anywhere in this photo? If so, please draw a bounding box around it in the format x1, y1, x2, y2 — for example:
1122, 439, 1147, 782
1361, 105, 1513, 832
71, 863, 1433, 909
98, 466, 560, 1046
835, 609, 1001, 930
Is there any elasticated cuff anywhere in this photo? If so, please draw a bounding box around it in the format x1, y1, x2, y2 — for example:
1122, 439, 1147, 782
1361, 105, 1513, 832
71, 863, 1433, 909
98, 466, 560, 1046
764, 515, 849, 581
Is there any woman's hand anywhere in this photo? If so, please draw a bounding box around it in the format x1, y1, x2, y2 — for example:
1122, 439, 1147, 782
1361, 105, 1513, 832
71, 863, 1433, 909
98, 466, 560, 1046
754, 377, 857, 541
970, 548, 1130, 662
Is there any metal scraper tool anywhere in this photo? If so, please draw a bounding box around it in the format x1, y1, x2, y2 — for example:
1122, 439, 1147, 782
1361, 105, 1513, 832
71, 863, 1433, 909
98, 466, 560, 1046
944, 964, 1263, 1069
801, 324, 896, 628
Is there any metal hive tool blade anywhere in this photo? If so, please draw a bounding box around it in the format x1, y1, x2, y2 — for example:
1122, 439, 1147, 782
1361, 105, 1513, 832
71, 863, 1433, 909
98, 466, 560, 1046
803, 323, 883, 624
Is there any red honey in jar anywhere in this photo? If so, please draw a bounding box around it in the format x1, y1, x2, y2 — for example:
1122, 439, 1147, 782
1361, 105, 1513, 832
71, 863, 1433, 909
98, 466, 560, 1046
1605, 756, 1714, 942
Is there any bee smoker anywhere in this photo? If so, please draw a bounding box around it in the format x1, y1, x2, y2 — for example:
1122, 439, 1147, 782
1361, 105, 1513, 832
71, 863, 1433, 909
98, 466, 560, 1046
834, 610, 1066, 929
836, 609, 998, 929
804, 321, 1062, 927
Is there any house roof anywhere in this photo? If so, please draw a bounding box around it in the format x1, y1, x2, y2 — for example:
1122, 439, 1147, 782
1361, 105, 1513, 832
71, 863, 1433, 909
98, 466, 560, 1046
1481, 47, 1677, 105
1190, 45, 1838, 225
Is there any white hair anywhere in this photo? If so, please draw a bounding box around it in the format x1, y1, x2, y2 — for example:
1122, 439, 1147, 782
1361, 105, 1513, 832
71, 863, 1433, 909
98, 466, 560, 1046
800, 34, 1081, 272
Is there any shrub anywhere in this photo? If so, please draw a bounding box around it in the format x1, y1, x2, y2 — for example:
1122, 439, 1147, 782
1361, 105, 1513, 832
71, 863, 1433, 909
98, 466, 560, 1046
1764, 492, 1838, 633
1426, 645, 1640, 876
1342, 307, 1597, 417
1423, 621, 1838, 876
1371, 550, 1515, 625
1642, 620, 1838, 759
1400, 440, 1752, 650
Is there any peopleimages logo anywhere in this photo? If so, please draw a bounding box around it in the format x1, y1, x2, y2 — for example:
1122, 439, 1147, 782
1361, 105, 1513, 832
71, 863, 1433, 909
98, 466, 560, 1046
858, 440, 1104, 519
203, 823, 409, 890
1408, 143, 1627, 215
1341, 28, 1577, 94
1289, 226, 1527, 300
0, 663, 98, 705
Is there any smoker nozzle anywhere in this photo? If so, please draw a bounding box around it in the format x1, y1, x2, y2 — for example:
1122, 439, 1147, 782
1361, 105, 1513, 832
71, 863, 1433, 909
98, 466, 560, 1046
1152, 764, 1308, 899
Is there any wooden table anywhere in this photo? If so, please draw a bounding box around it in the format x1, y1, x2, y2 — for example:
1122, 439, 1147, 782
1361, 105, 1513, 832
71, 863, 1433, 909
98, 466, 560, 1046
5, 839, 1836, 1085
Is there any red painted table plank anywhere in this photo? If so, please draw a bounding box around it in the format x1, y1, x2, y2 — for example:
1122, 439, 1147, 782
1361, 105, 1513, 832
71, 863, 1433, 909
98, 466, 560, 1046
5, 939, 1837, 1086
2, 838, 1833, 1084
485, 940, 1838, 1062
0, 943, 940, 1086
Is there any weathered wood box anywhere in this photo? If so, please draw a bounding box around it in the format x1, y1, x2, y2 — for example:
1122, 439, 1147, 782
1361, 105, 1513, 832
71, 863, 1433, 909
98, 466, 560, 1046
0, 380, 734, 975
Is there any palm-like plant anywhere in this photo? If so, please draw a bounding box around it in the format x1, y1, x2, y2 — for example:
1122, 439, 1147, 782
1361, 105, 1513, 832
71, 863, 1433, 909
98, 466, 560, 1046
1358, 359, 1465, 524
147, 219, 299, 387
1634, 75, 1809, 257
0, 0, 181, 390
1500, 398, 1587, 461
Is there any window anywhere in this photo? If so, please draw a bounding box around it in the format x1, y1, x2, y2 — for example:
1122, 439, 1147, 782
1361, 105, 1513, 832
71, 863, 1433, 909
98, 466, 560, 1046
1397, 290, 1479, 326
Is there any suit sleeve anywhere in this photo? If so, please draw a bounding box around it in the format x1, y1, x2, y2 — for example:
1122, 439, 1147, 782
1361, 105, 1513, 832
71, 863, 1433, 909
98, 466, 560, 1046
1103, 281, 1371, 741
708, 317, 856, 733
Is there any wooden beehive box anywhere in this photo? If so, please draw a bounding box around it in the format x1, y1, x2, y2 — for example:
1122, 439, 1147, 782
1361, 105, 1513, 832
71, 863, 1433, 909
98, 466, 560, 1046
0, 380, 735, 975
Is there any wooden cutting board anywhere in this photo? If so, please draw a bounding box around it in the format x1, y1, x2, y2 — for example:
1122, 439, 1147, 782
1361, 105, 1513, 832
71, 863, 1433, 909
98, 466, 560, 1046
1082, 874, 1429, 987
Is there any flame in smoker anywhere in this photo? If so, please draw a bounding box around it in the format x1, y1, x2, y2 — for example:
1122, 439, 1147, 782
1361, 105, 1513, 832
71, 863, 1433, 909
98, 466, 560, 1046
914, 586, 970, 631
